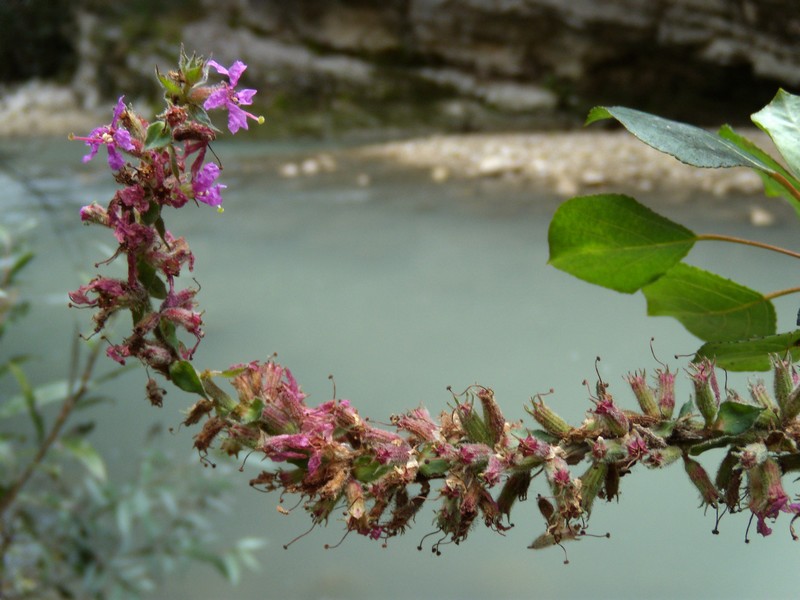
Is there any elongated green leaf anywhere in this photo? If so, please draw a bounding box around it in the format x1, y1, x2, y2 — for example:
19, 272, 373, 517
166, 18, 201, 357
548, 194, 696, 293
718, 125, 800, 214
712, 401, 763, 435
7, 362, 44, 442
751, 89, 800, 177
61, 436, 107, 480
642, 263, 775, 342
695, 330, 800, 371
586, 106, 775, 171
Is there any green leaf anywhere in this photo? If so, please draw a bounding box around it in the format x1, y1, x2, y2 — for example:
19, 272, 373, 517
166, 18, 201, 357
642, 263, 775, 342
241, 398, 264, 424
143, 121, 172, 151
586, 106, 774, 171
751, 89, 800, 177
7, 250, 34, 283
156, 67, 182, 96
718, 125, 800, 214
678, 400, 694, 419
7, 361, 44, 442
61, 436, 107, 480
136, 257, 167, 300
695, 330, 800, 371
169, 361, 207, 397
548, 194, 696, 293
712, 401, 763, 435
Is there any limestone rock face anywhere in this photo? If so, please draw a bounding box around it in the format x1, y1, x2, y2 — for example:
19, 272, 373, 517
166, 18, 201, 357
7, 0, 800, 134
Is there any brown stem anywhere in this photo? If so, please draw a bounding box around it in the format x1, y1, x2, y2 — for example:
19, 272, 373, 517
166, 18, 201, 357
696, 233, 800, 260
768, 171, 800, 205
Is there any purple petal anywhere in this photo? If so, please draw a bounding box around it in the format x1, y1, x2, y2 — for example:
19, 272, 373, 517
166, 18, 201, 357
82, 144, 100, 163
203, 88, 230, 111
226, 61, 247, 86
206, 60, 228, 77
236, 88, 257, 105
111, 96, 126, 125
107, 147, 126, 171
113, 128, 135, 152
227, 104, 249, 134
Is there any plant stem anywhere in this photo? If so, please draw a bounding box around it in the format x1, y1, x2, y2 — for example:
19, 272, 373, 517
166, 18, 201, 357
0, 342, 102, 522
696, 233, 800, 260
763, 286, 800, 301
769, 172, 800, 205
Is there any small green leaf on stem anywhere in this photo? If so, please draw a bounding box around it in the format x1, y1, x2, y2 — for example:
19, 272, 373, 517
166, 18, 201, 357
712, 401, 763, 435
143, 121, 173, 151
169, 360, 207, 397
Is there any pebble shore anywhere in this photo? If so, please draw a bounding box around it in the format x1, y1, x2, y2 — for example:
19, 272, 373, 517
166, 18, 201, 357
356, 130, 769, 199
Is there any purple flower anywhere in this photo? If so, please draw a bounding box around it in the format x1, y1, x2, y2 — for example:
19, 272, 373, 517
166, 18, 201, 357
192, 162, 226, 207
204, 60, 262, 134
75, 96, 136, 170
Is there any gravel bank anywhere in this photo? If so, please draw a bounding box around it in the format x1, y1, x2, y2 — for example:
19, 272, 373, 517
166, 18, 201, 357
356, 130, 770, 200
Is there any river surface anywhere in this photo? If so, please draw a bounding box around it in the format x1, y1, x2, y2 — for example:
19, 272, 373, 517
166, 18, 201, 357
2, 136, 799, 599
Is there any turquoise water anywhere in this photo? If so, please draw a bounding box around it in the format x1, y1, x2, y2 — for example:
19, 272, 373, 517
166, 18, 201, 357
2, 136, 800, 599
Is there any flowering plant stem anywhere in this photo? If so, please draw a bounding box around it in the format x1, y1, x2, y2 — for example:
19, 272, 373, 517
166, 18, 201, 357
68, 52, 800, 558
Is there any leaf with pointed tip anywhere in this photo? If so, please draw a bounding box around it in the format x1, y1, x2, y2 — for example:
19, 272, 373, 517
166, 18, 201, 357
169, 360, 207, 397
751, 89, 800, 178
586, 106, 775, 171
548, 194, 696, 293
695, 330, 800, 371
642, 263, 775, 342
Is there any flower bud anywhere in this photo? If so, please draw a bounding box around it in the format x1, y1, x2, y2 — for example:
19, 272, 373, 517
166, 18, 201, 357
779, 385, 800, 424
625, 370, 659, 417
656, 367, 676, 418
477, 387, 506, 445
593, 395, 629, 437
79, 202, 110, 226
689, 360, 719, 427
771, 353, 795, 408
497, 471, 532, 517
579, 461, 608, 515
644, 445, 682, 468
457, 403, 493, 445
526, 395, 571, 438
748, 380, 780, 427
682, 455, 719, 507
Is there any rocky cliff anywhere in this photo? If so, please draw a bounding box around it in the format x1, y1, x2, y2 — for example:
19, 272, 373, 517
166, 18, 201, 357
3, 0, 800, 135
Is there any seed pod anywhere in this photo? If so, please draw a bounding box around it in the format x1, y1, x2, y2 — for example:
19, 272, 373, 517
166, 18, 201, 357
683, 455, 719, 507
527, 396, 571, 438
580, 462, 608, 515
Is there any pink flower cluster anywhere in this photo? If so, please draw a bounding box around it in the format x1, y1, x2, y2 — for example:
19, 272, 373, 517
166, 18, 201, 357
186, 356, 800, 552
69, 54, 262, 382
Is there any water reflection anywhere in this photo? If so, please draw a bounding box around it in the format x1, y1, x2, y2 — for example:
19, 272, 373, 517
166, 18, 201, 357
2, 137, 799, 599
